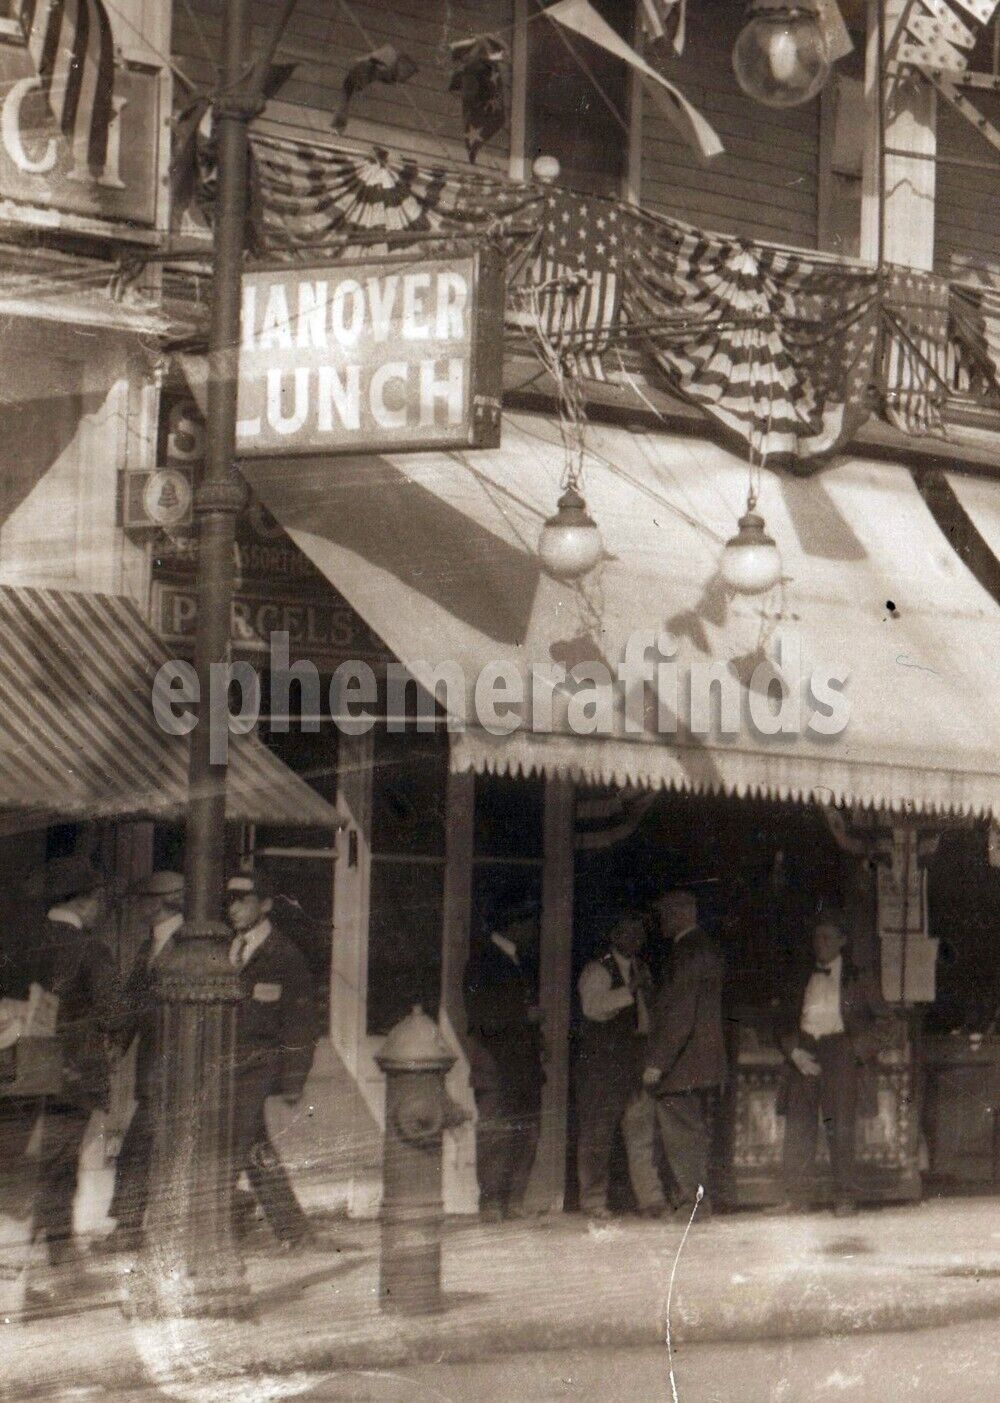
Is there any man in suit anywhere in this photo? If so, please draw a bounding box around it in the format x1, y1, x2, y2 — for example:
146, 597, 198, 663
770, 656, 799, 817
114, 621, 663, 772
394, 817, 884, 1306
644, 889, 725, 1219
228, 870, 318, 1250
778, 910, 890, 1217
463, 892, 544, 1223
101, 870, 184, 1253
25, 857, 122, 1272
576, 910, 665, 1220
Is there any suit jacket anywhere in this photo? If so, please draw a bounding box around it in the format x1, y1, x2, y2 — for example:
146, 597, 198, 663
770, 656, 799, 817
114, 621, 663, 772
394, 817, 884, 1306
118, 931, 174, 1101
463, 940, 543, 1102
647, 927, 725, 1093
779, 959, 890, 1066
235, 924, 318, 1100
33, 917, 122, 1111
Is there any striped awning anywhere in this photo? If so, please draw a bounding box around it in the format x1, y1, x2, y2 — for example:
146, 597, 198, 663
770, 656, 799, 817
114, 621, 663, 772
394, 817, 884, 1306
0, 586, 339, 827
244, 413, 1000, 819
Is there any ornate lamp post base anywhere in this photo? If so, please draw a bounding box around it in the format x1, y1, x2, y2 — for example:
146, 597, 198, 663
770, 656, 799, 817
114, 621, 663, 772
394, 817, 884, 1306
130, 923, 250, 1319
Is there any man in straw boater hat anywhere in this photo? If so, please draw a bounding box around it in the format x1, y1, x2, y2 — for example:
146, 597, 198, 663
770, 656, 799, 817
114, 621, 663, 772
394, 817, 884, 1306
226, 868, 319, 1250
100, 870, 185, 1255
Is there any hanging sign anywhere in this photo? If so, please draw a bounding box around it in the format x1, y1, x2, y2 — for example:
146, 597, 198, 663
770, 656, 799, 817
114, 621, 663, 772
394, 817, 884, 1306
235, 247, 504, 459
0, 45, 160, 228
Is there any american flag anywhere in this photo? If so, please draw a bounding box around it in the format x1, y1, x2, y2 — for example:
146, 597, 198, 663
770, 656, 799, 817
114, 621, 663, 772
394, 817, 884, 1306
515, 189, 624, 381
19, 0, 115, 177
880, 267, 952, 437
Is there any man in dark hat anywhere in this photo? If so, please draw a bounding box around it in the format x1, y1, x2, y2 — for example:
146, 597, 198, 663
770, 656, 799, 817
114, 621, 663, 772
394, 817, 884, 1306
227, 869, 319, 1250
463, 890, 544, 1223
777, 910, 890, 1217
644, 888, 725, 1220
25, 856, 122, 1272
100, 870, 184, 1254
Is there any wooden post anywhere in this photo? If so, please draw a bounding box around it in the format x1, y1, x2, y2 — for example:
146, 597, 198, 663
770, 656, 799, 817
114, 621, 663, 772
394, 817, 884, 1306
439, 767, 477, 1214
525, 775, 575, 1213
861, 0, 936, 269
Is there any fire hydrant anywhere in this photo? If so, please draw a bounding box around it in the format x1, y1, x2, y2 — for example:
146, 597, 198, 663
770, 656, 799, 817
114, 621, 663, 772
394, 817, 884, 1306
376, 1004, 468, 1314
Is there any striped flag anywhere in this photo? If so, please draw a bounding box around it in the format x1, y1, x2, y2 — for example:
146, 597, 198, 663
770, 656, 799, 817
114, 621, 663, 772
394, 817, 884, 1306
575, 786, 656, 851
19, 0, 116, 177
516, 189, 623, 381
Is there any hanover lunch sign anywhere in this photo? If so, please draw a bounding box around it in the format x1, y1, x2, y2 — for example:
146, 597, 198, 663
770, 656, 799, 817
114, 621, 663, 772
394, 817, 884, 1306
235, 247, 503, 458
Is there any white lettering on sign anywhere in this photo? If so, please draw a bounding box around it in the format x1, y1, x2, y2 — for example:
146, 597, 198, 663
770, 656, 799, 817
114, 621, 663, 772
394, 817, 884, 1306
2, 78, 57, 174
1, 74, 128, 185
236, 256, 484, 455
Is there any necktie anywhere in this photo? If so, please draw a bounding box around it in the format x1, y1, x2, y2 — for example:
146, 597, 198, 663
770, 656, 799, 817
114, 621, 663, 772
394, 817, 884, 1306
231, 935, 248, 969
630, 962, 650, 1035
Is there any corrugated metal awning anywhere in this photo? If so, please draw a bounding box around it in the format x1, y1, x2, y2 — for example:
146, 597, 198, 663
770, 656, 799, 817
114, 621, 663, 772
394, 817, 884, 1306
243, 413, 1000, 818
0, 586, 339, 827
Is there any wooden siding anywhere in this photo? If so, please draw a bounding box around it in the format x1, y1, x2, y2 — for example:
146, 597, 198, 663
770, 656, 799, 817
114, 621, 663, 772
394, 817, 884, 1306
935, 91, 1000, 286
638, 3, 820, 248
172, 0, 514, 165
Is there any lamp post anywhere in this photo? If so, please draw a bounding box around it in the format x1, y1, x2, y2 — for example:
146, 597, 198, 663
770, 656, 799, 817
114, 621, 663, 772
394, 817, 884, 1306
138, 0, 256, 1318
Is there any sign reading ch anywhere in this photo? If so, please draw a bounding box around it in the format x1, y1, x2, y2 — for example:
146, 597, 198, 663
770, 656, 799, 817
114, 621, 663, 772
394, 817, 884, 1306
236, 248, 503, 458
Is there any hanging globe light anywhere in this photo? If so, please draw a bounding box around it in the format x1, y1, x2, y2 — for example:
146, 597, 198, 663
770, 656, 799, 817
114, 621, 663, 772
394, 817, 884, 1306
721, 495, 782, 594
732, 0, 831, 109
538, 485, 604, 580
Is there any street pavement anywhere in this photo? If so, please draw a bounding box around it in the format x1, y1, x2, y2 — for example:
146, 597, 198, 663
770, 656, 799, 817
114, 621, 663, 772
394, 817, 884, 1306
4, 1197, 1000, 1400
47, 1323, 999, 1403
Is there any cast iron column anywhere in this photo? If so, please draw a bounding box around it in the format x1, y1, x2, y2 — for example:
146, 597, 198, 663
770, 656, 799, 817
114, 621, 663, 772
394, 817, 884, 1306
138, 0, 255, 1318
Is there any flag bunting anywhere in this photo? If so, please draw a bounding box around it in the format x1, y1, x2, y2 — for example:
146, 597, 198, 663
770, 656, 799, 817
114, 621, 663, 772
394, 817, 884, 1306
186, 131, 1000, 472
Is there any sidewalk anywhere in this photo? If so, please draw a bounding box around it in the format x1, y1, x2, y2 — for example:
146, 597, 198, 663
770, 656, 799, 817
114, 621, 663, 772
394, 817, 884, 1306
6, 1197, 1000, 1398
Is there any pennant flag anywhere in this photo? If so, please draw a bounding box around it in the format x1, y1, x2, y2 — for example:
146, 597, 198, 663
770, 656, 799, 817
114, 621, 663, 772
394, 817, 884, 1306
816, 0, 853, 63
449, 35, 507, 163
19, 0, 116, 176
543, 0, 721, 160
639, 0, 685, 54
333, 44, 418, 132
515, 188, 625, 380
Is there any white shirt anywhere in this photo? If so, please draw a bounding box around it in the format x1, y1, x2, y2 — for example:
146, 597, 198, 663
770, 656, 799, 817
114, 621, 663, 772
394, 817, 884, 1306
491, 932, 519, 966
47, 905, 83, 930
579, 950, 649, 1035
230, 918, 272, 969
150, 911, 183, 965
800, 954, 845, 1039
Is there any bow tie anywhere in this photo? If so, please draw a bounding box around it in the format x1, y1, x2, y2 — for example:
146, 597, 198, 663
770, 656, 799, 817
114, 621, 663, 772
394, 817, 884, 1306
812, 964, 833, 976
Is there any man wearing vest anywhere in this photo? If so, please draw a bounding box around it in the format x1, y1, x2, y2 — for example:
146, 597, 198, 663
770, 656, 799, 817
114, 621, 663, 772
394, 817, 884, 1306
227, 870, 318, 1250
644, 889, 725, 1220
576, 911, 666, 1221
101, 870, 184, 1254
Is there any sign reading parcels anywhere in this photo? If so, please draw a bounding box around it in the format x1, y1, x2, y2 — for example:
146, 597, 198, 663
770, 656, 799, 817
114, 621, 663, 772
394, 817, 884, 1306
236, 248, 503, 458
